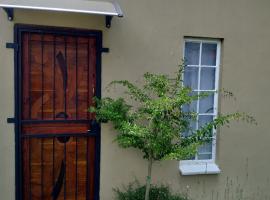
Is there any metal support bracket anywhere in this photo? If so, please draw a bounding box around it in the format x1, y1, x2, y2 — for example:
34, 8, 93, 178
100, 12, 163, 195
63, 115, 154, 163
3, 8, 14, 21
101, 47, 109, 53
6, 43, 19, 51
7, 117, 15, 124
105, 15, 113, 28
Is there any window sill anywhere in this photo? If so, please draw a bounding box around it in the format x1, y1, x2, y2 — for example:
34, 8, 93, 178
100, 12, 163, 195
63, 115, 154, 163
179, 161, 221, 175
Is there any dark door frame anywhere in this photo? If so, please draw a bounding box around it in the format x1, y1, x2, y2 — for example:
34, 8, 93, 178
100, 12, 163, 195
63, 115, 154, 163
13, 24, 102, 200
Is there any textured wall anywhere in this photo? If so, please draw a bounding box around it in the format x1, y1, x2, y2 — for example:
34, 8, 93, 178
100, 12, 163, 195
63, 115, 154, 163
0, 0, 270, 199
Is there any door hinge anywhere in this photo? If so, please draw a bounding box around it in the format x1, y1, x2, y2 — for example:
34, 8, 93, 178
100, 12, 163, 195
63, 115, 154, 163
7, 117, 15, 124
6, 43, 19, 51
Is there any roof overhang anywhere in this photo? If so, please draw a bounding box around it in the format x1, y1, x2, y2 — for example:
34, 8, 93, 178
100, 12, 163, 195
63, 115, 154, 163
0, 0, 123, 28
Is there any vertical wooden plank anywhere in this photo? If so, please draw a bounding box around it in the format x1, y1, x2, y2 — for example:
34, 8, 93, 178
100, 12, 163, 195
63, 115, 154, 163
77, 37, 88, 120
66, 137, 76, 199
43, 138, 54, 199
77, 137, 87, 199
30, 34, 42, 120
53, 36, 56, 120
55, 36, 66, 119
22, 139, 30, 200
54, 138, 65, 200
66, 36, 77, 119
75, 137, 78, 200
41, 138, 44, 199
88, 38, 97, 120
31, 138, 42, 200
75, 38, 78, 120
88, 137, 96, 199
43, 34, 54, 120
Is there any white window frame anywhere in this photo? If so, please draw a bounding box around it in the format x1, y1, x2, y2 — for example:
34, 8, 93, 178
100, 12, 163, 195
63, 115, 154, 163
179, 38, 221, 175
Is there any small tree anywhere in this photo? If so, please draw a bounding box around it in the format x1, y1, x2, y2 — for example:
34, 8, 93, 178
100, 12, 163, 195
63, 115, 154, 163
89, 63, 255, 200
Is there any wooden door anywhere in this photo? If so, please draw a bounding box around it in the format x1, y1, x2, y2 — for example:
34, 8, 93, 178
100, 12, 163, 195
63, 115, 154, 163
18, 28, 100, 200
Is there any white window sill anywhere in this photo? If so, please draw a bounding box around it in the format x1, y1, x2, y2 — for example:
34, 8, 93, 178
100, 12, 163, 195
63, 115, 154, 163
179, 161, 221, 175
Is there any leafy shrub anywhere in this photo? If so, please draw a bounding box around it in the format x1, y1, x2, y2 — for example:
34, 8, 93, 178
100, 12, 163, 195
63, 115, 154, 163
114, 181, 188, 200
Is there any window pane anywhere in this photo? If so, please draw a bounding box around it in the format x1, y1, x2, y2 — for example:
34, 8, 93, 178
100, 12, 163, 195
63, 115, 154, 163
198, 142, 212, 153
198, 115, 213, 128
201, 43, 217, 66
185, 42, 200, 65
183, 91, 198, 113
184, 67, 198, 90
199, 94, 214, 114
198, 115, 213, 160
182, 119, 196, 137
200, 68, 216, 90
197, 152, 212, 160
182, 118, 196, 160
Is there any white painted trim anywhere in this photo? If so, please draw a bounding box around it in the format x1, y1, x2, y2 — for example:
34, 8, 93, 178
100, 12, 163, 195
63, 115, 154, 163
0, 0, 123, 17
181, 38, 221, 172
184, 38, 220, 44
179, 162, 221, 175
186, 65, 217, 68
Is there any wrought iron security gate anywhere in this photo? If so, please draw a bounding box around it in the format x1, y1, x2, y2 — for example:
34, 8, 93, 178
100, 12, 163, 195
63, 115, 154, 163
13, 25, 102, 200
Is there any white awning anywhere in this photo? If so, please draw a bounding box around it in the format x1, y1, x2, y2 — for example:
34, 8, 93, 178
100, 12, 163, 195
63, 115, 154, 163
0, 0, 123, 27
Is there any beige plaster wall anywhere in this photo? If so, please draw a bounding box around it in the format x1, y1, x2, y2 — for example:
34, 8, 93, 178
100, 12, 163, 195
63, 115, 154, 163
0, 0, 270, 199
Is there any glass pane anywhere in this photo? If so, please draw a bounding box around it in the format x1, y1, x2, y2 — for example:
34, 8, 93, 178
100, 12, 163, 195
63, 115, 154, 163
182, 91, 198, 113
198, 115, 213, 160
184, 42, 200, 65
198, 142, 212, 153
198, 115, 213, 128
184, 67, 198, 90
199, 94, 214, 114
197, 152, 212, 160
182, 119, 197, 137
182, 118, 196, 160
200, 68, 216, 90
201, 43, 217, 66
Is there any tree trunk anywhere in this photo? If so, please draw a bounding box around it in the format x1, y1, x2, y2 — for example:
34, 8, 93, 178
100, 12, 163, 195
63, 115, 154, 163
144, 157, 153, 200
